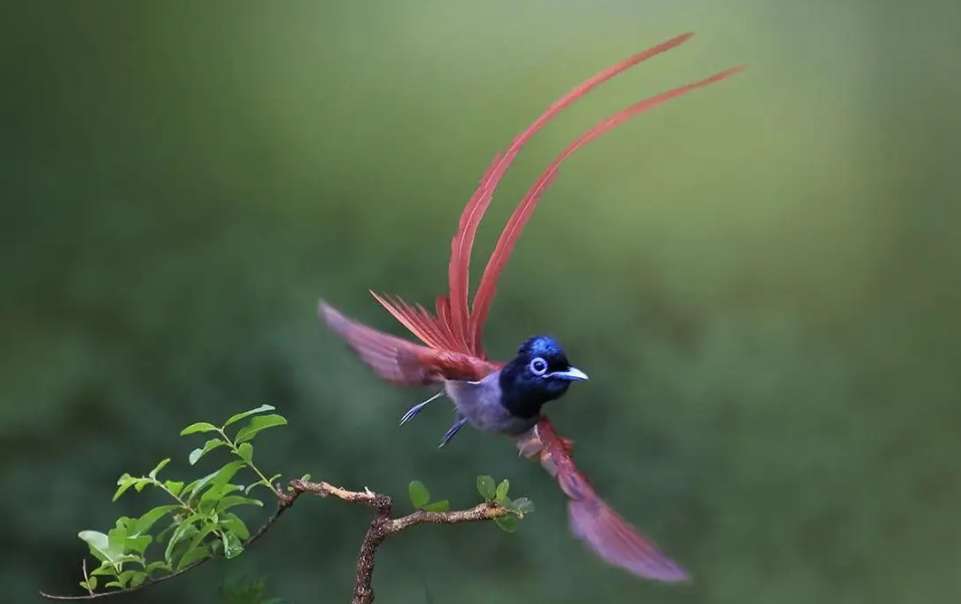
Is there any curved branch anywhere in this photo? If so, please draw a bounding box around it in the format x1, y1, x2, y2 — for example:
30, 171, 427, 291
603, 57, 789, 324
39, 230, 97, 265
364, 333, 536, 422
41, 478, 511, 604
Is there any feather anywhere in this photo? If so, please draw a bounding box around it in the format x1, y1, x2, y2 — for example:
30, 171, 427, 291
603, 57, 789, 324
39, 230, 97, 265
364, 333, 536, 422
517, 417, 689, 582
447, 32, 697, 352
470, 65, 745, 344
319, 300, 499, 385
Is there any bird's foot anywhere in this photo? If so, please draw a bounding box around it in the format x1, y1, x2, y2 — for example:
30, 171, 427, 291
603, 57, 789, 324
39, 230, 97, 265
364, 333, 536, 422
400, 391, 444, 425
438, 416, 468, 448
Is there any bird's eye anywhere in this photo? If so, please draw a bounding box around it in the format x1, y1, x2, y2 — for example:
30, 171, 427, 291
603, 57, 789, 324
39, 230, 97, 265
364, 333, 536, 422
529, 357, 548, 376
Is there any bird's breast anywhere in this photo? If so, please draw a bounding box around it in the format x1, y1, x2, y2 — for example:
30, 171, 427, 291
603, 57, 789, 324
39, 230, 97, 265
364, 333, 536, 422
445, 372, 539, 435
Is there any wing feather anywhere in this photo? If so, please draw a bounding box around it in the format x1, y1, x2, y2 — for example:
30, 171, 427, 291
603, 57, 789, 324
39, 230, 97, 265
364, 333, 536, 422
319, 301, 498, 384
517, 417, 689, 582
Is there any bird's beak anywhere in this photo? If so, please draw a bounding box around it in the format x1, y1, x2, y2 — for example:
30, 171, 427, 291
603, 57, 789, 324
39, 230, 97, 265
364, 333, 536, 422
551, 367, 589, 381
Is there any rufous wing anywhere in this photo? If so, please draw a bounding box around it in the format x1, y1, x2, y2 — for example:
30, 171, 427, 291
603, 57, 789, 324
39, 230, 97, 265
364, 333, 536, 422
319, 301, 499, 385
517, 417, 689, 582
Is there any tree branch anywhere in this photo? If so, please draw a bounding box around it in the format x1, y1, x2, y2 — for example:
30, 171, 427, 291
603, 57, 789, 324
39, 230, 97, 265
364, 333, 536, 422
41, 478, 511, 603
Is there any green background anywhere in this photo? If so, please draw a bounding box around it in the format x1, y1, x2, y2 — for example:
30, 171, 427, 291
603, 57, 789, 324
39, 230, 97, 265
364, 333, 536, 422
3, 1, 959, 602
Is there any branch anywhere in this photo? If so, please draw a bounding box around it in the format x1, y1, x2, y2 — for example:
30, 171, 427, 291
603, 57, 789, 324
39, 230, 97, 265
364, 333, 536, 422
41, 478, 511, 603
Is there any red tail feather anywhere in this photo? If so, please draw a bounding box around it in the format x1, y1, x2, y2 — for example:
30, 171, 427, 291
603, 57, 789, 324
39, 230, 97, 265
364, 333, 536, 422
447, 32, 697, 352
469, 65, 745, 343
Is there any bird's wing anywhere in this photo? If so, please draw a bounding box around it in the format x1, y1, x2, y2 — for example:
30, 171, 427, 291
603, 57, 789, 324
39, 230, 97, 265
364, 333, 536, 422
468, 65, 744, 347
516, 416, 688, 582
447, 32, 696, 356
320, 301, 500, 385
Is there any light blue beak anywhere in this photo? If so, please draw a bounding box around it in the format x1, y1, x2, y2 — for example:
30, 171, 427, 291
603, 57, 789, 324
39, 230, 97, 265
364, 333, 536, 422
550, 367, 589, 381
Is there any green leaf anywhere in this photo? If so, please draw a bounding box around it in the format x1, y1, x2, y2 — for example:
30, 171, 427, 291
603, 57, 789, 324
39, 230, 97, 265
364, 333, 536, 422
494, 515, 519, 533
164, 480, 185, 497
163, 516, 201, 565
183, 460, 246, 502
148, 458, 170, 480
79, 530, 123, 567
129, 571, 147, 588
90, 562, 118, 577
188, 438, 226, 465
216, 495, 264, 513
221, 531, 244, 559
408, 480, 431, 509
510, 497, 535, 515
495, 479, 510, 503
220, 513, 250, 540
124, 535, 152, 554
223, 404, 276, 428
176, 525, 217, 570
180, 422, 218, 436
134, 505, 179, 535
422, 500, 450, 512
144, 560, 171, 576
79, 576, 97, 592
476, 475, 496, 500
113, 474, 135, 502
237, 442, 253, 463
234, 414, 287, 444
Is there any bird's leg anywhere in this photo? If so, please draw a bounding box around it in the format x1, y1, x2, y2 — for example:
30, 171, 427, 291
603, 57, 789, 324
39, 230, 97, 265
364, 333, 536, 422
438, 415, 468, 448
400, 391, 444, 425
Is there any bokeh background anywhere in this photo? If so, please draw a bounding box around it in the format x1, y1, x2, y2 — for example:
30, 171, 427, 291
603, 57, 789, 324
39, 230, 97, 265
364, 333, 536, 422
3, 1, 959, 603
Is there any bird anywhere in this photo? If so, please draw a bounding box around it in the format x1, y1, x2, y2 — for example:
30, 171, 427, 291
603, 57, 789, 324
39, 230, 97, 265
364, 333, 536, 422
319, 32, 741, 582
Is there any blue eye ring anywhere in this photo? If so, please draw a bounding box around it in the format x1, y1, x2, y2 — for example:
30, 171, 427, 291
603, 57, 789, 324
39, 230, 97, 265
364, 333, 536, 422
529, 357, 548, 376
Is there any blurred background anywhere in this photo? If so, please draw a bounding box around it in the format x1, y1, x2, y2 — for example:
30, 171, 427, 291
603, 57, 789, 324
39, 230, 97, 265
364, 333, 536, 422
3, 1, 959, 602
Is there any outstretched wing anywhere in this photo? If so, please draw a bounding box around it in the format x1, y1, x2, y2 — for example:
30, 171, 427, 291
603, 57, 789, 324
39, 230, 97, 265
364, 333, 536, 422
517, 417, 689, 582
468, 65, 744, 347
319, 301, 499, 385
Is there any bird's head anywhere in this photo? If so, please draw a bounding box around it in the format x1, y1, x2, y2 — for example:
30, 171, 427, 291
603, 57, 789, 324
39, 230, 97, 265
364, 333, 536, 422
499, 336, 589, 418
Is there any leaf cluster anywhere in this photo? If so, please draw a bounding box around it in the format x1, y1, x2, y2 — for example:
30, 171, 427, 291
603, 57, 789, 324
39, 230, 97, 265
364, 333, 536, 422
76, 405, 286, 594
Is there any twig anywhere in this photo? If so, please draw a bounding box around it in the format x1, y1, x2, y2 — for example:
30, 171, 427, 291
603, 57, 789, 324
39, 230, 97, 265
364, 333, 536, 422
41, 478, 510, 603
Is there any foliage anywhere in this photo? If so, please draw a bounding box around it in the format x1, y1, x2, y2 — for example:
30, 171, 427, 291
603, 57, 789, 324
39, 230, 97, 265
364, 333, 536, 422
76, 405, 286, 594
63, 405, 534, 599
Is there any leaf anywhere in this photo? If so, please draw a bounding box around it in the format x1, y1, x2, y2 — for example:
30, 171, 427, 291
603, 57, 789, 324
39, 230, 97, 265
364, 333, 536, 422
408, 480, 430, 509
183, 460, 246, 502
216, 495, 264, 513
510, 497, 536, 515
79, 576, 97, 592
134, 505, 179, 535
176, 525, 217, 570
113, 474, 136, 502
237, 442, 253, 463
78, 530, 123, 567
188, 438, 226, 466
234, 414, 287, 444
124, 535, 152, 554
145, 560, 171, 576
180, 422, 218, 436
163, 516, 201, 565
494, 515, 519, 533
129, 571, 147, 588
221, 531, 244, 559
476, 475, 496, 501
495, 479, 510, 503
223, 404, 276, 428
148, 458, 170, 480
164, 480, 185, 497
220, 513, 250, 540
422, 500, 450, 512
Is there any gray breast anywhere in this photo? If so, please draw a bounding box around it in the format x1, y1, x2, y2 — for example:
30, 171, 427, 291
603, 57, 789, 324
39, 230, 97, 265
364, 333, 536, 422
445, 371, 539, 435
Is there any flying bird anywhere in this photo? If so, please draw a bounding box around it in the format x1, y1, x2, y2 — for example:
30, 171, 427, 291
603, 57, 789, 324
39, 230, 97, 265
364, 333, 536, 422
320, 32, 741, 582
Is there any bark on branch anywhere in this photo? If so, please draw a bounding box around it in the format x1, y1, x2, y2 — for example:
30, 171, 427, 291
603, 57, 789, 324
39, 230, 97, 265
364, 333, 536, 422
41, 478, 511, 604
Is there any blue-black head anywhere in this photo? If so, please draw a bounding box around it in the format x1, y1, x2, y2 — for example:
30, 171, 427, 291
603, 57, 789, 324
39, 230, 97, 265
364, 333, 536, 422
499, 336, 589, 418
